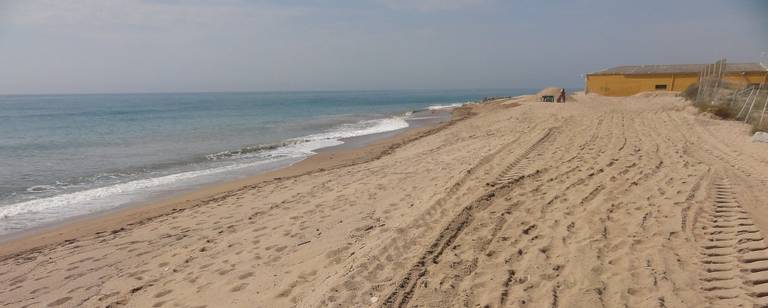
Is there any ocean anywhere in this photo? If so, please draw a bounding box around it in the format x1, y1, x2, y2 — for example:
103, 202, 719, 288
0, 89, 530, 235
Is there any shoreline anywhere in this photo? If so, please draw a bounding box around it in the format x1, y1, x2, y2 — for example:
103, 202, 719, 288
0, 90, 515, 238
0, 106, 472, 258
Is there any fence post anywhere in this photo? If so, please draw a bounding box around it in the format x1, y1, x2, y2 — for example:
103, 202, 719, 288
711, 59, 726, 105
744, 92, 758, 123
704, 64, 711, 103
759, 94, 768, 130
696, 68, 704, 103
738, 88, 756, 120
701, 65, 708, 103
745, 76, 767, 122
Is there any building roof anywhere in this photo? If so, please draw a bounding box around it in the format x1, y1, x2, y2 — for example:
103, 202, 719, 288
588, 62, 767, 75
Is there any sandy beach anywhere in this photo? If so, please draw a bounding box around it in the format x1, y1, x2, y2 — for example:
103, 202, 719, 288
2, 91, 768, 307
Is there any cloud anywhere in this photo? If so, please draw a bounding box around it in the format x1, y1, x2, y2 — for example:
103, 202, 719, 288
378, 0, 489, 11
3, 0, 307, 29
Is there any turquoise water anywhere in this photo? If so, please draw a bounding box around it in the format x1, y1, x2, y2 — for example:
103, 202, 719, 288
0, 89, 530, 234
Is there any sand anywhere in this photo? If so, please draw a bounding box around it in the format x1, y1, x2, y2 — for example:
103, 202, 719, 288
2, 92, 768, 307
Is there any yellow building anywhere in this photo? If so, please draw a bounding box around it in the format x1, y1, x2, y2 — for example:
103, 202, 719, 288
585, 63, 767, 96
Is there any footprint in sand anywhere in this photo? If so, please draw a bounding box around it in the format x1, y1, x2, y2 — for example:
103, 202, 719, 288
46, 297, 72, 307
154, 289, 173, 298
230, 283, 249, 292
238, 272, 255, 280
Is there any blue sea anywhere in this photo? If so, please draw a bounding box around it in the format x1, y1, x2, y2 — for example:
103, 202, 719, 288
0, 89, 530, 235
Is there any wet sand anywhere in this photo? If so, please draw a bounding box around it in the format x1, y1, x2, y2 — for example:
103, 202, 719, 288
2, 92, 768, 307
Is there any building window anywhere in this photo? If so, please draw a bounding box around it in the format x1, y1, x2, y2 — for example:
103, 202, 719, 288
655, 84, 667, 90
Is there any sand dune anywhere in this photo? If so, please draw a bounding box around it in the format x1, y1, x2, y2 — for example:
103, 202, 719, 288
2, 92, 768, 307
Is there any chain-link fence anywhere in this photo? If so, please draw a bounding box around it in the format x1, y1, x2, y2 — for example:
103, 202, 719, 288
689, 58, 768, 132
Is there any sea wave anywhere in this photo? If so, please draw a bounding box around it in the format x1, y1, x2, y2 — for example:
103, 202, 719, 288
26, 185, 58, 193
208, 116, 410, 160
0, 157, 287, 225
206, 141, 302, 160
298, 116, 409, 142
426, 102, 469, 110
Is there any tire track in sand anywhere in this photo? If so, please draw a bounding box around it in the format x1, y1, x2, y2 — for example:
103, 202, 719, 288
317, 121, 552, 307
381, 128, 557, 308
696, 178, 768, 307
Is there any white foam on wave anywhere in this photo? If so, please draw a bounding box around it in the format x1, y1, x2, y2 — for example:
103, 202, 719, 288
426, 102, 466, 110
26, 185, 58, 193
297, 116, 409, 143
206, 117, 410, 161
0, 157, 285, 227
0, 115, 410, 234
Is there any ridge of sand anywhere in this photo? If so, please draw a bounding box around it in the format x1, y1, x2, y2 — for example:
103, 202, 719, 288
536, 87, 562, 97
2, 93, 768, 307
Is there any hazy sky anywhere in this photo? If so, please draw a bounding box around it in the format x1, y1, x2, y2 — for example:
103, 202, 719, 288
0, 0, 766, 94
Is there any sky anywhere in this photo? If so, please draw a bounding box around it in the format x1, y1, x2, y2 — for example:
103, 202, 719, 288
0, 0, 766, 94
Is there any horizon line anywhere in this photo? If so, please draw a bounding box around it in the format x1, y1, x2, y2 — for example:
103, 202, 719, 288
0, 87, 571, 97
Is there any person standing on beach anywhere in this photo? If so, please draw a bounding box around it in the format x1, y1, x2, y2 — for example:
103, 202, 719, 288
557, 88, 566, 103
